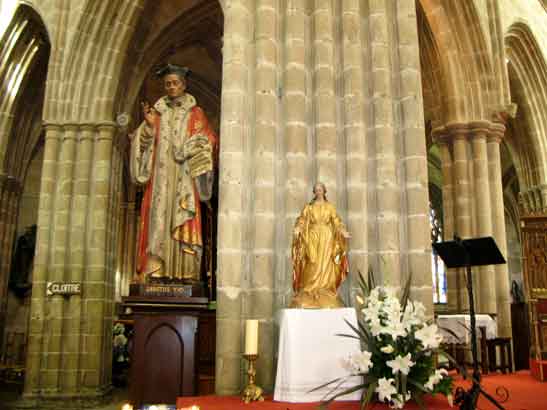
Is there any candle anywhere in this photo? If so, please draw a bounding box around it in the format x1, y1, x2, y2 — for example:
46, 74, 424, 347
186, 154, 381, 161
245, 319, 259, 355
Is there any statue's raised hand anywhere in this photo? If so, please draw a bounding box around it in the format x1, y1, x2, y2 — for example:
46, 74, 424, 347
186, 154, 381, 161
141, 101, 157, 127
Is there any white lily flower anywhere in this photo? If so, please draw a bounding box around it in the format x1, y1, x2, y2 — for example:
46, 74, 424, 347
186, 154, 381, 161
387, 353, 415, 375
415, 324, 443, 349
376, 377, 397, 402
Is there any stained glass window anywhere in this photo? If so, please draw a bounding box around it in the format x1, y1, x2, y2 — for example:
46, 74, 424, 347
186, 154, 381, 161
430, 206, 447, 304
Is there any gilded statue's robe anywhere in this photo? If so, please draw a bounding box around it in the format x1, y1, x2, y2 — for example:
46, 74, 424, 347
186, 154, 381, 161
130, 93, 217, 281
290, 201, 349, 308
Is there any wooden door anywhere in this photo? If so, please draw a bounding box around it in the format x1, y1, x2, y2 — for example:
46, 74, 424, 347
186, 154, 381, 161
130, 314, 197, 407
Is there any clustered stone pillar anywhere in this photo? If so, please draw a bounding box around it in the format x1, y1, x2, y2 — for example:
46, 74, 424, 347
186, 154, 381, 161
488, 123, 511, 337
215, 0, 253, 396
0, 175, 22, 353
23, 121, 117, 406
215, 0, 432, 394
341, 0, 368, 293
433, 121, 512, 336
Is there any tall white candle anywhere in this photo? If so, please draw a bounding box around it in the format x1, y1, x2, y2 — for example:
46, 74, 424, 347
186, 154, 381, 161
245, 319, 259, 355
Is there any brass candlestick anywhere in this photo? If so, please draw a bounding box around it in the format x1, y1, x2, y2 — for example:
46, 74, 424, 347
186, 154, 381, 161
242, 354, 264, 403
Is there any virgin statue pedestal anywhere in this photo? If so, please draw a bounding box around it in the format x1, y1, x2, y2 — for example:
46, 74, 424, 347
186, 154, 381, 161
273, 308, 363, 403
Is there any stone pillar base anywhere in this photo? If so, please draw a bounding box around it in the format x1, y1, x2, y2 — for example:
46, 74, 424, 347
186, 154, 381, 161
12, 388, 112, 410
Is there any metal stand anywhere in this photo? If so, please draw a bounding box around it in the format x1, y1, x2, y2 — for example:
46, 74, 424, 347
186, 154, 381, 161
433, 236, 509, 410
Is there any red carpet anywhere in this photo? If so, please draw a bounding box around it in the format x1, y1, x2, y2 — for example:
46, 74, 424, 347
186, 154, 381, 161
177, 371, 546, 410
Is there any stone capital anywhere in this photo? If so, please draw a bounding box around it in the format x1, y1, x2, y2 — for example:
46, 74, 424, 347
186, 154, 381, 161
487, 122, 505, 143
62, 123, 80, 138
468, 120, 492, 139
445, 122, 469, 141
431, 125, 449, 144
79, 123, 96, 133
43, 122, 63, 136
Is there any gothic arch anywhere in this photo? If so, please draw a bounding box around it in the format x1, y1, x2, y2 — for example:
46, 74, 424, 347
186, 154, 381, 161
0, 2, 49, 367
505, 22, 547, 208
418, 0, 497, 122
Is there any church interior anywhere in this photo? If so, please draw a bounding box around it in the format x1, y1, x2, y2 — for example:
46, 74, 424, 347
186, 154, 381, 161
0, 0, 546, 409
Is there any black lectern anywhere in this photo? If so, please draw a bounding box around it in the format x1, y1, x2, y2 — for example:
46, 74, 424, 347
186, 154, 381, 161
433, 236, 506, 410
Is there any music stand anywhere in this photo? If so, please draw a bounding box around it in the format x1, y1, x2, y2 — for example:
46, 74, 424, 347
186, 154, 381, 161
433, 236, 506, 410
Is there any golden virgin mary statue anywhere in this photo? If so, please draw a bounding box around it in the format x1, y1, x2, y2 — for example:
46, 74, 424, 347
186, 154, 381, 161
290, 183, 351, 308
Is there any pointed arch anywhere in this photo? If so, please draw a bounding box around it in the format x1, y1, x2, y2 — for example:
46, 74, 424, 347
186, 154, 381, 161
505, 22, 547, 195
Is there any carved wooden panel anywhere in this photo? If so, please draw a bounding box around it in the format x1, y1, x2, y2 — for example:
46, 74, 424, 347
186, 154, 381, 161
130, 315, 197, 407
521, 216, 547, 299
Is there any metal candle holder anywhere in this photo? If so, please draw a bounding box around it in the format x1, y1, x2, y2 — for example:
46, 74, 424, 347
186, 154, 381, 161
241, 354, 264, 403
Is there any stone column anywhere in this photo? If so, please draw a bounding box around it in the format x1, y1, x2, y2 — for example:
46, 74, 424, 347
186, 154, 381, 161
447, 123, 472, 310
469, 121, 496, 314
396, 0, 432, 310
368, 0, 401, 285
250, 0, 278, 390
313, 0, 338, 200
22, 122, 117, 406
0, 177, 21, 355
433, 128, 460, 310
341, 0, 368, 294
215, 0, 253, 395
488, 123, 512, 337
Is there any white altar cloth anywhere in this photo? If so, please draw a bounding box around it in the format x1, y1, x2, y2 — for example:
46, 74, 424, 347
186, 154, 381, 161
273, 308, 363, 403
437, 314, 497, 344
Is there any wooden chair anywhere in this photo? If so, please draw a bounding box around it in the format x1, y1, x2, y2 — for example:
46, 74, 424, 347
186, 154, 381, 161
487, 337, 513, 373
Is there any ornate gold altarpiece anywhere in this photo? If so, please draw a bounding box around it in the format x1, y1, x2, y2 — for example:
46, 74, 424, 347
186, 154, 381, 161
521, 215, 547, 380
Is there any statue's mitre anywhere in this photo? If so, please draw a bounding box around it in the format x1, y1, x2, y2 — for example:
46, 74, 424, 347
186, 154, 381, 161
155, 63, 191, 79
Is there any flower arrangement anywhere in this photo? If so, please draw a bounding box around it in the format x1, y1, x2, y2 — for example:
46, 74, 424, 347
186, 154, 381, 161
317, 271, 454, 409
113, 322, 130, 364
112, 322, 133, 387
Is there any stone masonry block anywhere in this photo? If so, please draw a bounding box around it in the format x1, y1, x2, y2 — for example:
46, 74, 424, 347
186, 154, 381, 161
256, 93, 277, 123
286, 156, 309, 181
216, 290, 242, 319
255, 123, 276, 152
256, 38, 277, 64
285, 94, 307, 121
216, 318, 242, 355
254, 185, 275, 213
286, 13, 306, 39
315, 66, 335, 92
255, 66, 277, 92
256, 8, 277, 39
315, 125, 337, 152
251, 253, 274, 288
215, 355, 243, 394
217, 215, 243, 248
285, 67, 306, 93
249, 289, 274, 318
254, 156, 275, 185
253, 214, 275, 248
285, 39, 306, 66
285, 124, 308, 154
218, 183, 243, 213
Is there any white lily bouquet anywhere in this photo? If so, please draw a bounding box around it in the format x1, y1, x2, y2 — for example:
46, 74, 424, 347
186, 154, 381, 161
316, 271, 454, 409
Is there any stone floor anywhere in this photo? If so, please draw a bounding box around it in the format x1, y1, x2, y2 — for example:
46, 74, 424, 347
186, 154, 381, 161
0, 385, 129, 410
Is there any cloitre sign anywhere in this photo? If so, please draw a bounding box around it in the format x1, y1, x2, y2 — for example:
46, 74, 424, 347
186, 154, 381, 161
46, 282, 82, 296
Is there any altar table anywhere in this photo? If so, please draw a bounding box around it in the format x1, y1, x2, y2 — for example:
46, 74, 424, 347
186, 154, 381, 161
437, 314, 497, 344
273, 308, 362, 403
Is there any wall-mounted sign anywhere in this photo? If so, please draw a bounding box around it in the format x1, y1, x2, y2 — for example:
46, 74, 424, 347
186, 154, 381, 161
46, 282, 82, 296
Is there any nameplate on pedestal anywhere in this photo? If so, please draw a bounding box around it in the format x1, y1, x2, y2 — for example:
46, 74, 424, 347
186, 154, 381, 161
131, 284, 193, 298
129, 281, 205, 299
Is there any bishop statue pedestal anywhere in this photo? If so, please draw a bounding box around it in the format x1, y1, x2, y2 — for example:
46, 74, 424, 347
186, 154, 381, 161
122, 278, 213, 408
